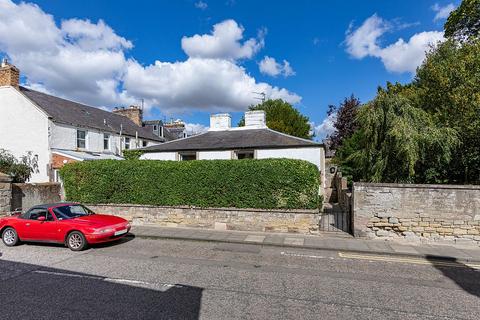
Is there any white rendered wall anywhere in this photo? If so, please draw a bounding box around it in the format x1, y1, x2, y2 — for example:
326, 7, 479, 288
141, 152, 177, 161
50, 123, 157, 154
256, 148, 322, 169
0, 86, 50, 182
198, 151, 231, 160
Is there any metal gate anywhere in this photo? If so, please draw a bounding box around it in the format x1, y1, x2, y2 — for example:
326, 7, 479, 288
320, 203, 351, 234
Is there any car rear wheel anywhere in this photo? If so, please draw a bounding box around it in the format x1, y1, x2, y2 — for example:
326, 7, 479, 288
2, 227, 19, 247
66, 231, 87, 251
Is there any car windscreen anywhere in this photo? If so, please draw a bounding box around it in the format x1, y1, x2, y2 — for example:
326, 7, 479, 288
52, 205, 95, 220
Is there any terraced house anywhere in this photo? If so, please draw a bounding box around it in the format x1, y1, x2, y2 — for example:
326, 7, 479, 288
0, 61, 164, 182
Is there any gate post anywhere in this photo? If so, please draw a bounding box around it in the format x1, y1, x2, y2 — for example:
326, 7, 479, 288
0, 172, 12, 214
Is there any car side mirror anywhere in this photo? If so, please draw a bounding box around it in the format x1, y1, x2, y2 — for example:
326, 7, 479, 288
37, 216, 46, 222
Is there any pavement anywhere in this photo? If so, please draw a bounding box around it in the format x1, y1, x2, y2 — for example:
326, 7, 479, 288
132, 225, 480, 263
1, 234, 480, 319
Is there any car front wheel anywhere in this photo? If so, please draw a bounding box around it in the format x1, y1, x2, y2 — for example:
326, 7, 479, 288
2, 227, 19, 247
66, 231, 87, 251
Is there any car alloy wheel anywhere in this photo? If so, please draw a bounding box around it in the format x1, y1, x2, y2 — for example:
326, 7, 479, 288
2, 228, 19, 246
67, 232, 87, 251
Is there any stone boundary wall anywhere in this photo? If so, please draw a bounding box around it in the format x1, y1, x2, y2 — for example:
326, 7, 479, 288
87, 204, 320, 234
11, 183, 62, 211
353, 182, 480, 245
0, 173, 12, 214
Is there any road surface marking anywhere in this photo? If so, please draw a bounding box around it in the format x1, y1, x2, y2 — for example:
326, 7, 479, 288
280, 251, 326, 259
338, 252, 480, 269
33, 270, 183, 290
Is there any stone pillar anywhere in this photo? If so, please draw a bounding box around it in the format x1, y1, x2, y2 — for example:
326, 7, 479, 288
0, 172, 12, 215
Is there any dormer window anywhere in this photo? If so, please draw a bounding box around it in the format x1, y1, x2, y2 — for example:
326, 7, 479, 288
76, 130, 86, 149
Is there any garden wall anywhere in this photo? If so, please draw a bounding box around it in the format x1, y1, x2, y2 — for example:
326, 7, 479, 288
11, 183, 62, 211
353, 182, 480, 245
88, 204, 320, 234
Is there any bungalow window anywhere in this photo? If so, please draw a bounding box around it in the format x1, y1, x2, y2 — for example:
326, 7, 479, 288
142, 140, 148, 147
124, 137, 130, 150
235, 150, 254, 159
179, 152, 196, 161
76, 130, 86, 149
103, 133, 110, 150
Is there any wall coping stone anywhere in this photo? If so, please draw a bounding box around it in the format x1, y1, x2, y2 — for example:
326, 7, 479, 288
88, 203, 319, 215
0, 172, 12, 183
354, 182, 480, 191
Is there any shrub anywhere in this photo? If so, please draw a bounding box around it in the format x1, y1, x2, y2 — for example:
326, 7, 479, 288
123, 149, 144, 160
60, 159, 320, 209
0, 149, 38, 182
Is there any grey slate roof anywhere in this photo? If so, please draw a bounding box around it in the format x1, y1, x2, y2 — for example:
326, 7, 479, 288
19, 86, 162, 142
140, 128, 322, 152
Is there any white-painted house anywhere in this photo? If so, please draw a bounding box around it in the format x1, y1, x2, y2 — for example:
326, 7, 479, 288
0, 61, 162, 182
141, 111, 326, 187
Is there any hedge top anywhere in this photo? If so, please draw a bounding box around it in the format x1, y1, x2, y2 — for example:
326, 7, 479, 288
60, 158, 321, 210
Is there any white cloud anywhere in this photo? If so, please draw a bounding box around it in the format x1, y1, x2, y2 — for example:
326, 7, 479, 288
310, 114, 336, 140
345, 14, 444, 73
181, 19, 265, 60
0, 0, 300, 114
345, 14, 389, 59
378, 31, 444, 73
432, 3, 456, 22
194, 1, 208, 10
185, 123, 208, 135
259, 56, 295, 77
123, 58, 300, 113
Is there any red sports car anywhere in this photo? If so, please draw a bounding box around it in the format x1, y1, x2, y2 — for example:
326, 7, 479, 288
0, 203, 131, 251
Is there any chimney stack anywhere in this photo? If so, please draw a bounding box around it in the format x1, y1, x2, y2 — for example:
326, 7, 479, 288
0, 59, 19, 89
244, 110, 266, 128
209, 113, 232, 131
112, 105, 143, 126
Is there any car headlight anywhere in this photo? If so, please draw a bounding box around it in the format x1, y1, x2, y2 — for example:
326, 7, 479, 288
94, 228, 114, 234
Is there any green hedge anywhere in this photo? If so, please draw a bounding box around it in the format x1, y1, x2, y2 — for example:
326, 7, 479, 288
60, 159, 320, 209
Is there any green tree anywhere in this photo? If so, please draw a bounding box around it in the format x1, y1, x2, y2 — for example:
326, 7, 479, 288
415, 39, 480, 183
335, 90, 458, 183
444, 0, 480, 42
0, 149, 39, 183
238, 99, 312, 139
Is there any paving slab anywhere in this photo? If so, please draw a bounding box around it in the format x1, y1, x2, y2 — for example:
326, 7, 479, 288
131, 226, 480, 263
244, 235, 266, 243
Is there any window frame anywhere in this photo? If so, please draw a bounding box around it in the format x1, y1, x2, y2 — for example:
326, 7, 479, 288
235, 150, 255, 160
124, 137, 130, 150
76, 129, 87, 149
178, 152, 197, 161
103, 133, 110, 150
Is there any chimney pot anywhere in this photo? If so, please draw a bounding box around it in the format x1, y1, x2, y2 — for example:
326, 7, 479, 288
112, 105, 144, 126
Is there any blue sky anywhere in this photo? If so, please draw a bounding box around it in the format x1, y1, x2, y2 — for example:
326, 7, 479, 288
1, 0, 457, 139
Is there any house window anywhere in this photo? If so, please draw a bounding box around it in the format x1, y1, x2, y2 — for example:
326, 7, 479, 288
153, 125, 158, 131
76, 130, 86, 149
179, 152, 196, 161
236, 150, 254, 159
124, 137, 130, 150
142, 140, 148, 147
103, 133, 110, 150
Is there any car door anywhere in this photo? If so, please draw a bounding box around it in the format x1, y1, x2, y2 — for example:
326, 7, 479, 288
22, 208, 59, 241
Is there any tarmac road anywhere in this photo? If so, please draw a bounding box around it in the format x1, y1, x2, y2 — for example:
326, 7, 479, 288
0, 234, 479, 319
